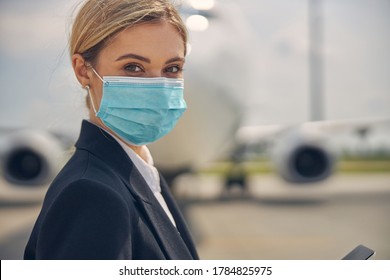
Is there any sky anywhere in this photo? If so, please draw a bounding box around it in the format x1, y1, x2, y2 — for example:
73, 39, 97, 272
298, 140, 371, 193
236, 0, 390, 125
0, 0, 389, 136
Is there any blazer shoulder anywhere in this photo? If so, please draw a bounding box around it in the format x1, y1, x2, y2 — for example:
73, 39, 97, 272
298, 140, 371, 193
36, 178, 133, 259
38, 152, 139, 243
59, 149, 120, 181
46, 149, 126, 199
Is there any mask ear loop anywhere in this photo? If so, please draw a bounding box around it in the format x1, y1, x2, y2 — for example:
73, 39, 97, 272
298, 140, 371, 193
85, 85, 98, 115
84, 84, 115, 143
84, 65, 105, 115
90, 67, 105, 83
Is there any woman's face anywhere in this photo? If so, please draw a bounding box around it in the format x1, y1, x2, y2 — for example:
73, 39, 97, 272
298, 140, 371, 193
73, 20, 185, 129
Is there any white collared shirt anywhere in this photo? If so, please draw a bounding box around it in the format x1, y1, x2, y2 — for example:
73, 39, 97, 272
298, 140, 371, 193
89, 121, 176, 227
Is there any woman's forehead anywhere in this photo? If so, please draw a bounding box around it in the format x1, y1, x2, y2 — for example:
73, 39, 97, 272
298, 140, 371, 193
99, 21, 185, 62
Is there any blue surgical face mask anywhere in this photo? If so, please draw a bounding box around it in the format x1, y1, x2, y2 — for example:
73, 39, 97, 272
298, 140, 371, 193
88, 68, 187, 146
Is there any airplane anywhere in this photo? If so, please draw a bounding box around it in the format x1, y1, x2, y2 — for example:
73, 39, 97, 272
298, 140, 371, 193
1, 0, 389, 203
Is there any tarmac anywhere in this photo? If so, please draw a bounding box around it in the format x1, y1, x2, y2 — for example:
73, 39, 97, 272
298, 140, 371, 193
0, 173, 389, 260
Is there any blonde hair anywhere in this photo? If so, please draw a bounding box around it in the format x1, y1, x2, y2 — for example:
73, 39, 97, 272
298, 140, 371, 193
70, 0, 187, 65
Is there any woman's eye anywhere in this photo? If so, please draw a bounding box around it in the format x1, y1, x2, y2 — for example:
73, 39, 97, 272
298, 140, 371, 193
165, 65, 182, 73
124, 64, 143, 72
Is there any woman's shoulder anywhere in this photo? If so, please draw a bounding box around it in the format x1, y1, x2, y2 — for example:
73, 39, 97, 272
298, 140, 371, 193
49, 177, 129, 213
58, 148, 125, 184
42, 149, 132, 210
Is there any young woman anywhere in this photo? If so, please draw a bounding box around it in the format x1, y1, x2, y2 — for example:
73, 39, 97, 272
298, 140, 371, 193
24, 0, 199, 260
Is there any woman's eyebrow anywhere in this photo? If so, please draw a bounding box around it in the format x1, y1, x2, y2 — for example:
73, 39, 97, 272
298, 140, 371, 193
115, 53, 151, 63
165, 56, 185, 64
115, 53, 185, 64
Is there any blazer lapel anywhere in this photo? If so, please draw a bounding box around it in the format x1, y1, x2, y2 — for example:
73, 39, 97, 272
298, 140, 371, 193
127, 169, 194, 259
160, 175, 199, 260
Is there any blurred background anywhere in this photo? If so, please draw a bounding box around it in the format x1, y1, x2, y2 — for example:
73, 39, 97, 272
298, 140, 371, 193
0, 0, 389, 259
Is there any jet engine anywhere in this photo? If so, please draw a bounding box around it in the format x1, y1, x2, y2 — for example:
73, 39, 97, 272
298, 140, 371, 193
0, 129, 69, 202
271, 128, 337, 183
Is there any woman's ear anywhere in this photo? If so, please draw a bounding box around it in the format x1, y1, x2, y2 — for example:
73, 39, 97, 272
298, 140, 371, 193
72, 53, 91, 88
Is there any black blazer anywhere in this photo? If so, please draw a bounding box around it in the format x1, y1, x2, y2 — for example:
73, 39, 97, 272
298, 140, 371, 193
24, 120, 199, 260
